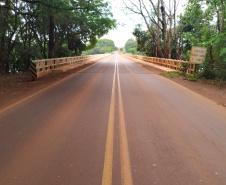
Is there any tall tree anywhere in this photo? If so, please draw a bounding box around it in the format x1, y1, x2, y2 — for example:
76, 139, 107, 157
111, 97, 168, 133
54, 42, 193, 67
0, 0, 116, 74
180, 0, 225, 79
123, 0, 179, 59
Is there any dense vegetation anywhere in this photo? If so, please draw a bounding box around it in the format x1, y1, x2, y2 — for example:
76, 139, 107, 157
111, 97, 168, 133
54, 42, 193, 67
124, 0, 226, 80
82, 39, 117, 55
125, 39, 137, 54
122, 38, 143, 55
0, 0, 116, 74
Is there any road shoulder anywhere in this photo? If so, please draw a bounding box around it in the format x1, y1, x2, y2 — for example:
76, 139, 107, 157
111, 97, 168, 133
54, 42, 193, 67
0, 59, 100, 110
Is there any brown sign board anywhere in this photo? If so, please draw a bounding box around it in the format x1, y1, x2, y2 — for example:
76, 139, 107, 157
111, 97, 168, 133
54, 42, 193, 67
189, 46, 207, 64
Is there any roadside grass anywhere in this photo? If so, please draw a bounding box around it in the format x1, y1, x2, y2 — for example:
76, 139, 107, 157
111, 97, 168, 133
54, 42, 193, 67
161, 72, 198, 82
161, 72, 182, 78
185, 74, 198, 81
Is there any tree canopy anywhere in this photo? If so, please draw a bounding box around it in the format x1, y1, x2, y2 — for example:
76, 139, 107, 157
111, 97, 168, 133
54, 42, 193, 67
125, 39, 136, 53
0, 0, 116, 74
124, 38, 143, 55
125, 0, 226, 80
82, 39, 117, 55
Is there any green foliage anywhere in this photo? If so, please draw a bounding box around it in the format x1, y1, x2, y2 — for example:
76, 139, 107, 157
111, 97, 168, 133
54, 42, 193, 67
127, 48, 136, 54
82, 39, 117, 55
0, 0, 116, 73
179, 63, 190, 76
180, 0, 226, 81
96, 39, 117, 52
125, 39, 137, 53
161, 72, 182, 78
180, 50, 191, 61
128, 0, 226, 81
201, 68, 216, 80
161, 72, 198, 81
124, 38, 143, 55
209, 32, 226, 62
133, 25, 156, 56
185, 74, 198, 81
54, 45, 71, 58
218, 69, 226, 81
9, 43, 42, 73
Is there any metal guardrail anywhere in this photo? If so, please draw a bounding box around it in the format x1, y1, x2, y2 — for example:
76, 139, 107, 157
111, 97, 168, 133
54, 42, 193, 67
31, 54, 110, 79
124, 54, 196, 74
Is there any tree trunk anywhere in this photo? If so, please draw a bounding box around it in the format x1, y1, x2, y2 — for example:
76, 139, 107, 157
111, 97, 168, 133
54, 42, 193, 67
27, 21, 32, 71
156, 0, 162, 58
141, 12, 164, 58
179, 14, 183, 59
0, 34, 6, 74
0, 0, 9, 74
217, 8, 221, 33
209, 44, 214, 69
44, 41, 47, 58
48, 15, 55, 58
174, 0, 179, 60
220, 1, 225, 34
160, 0, 168, 58
168, 15, 173, 59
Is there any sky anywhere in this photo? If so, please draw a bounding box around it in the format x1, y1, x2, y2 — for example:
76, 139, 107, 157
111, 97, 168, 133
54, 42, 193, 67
102, 0, 188, 48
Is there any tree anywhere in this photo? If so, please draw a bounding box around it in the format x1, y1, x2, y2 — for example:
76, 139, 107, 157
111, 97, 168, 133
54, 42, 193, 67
0, 0, 116, 74
133, 25, 157, 57
125, 39, 137, 53
123, 0, 180, 59
181, 0, 226, 79
82, 39, 117, 55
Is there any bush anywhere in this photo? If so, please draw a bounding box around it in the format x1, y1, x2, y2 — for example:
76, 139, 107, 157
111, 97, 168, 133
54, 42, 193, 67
200, 64, 216, 79
127, 48, 136, 54
217, 69, 226, 81
185, 74, 198, 81
55, 46, 71, 58
180, 50, 191, 61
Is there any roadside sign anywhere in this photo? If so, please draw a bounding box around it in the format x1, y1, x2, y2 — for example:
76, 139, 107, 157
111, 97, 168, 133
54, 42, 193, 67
189, 46, 207, 64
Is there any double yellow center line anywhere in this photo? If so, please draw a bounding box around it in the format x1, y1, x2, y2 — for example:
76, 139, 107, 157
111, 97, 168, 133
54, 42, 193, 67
102, 55, 133, 185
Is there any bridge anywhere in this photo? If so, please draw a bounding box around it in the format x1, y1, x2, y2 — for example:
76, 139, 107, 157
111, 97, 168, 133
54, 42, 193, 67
30, 52, 195, 80
0, 52, 226, 185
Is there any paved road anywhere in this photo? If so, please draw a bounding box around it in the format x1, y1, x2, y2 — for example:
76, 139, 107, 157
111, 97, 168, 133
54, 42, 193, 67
1, 52, 226, 185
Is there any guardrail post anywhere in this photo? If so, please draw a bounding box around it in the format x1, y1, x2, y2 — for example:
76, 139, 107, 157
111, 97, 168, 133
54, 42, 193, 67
31, 62, 37, 80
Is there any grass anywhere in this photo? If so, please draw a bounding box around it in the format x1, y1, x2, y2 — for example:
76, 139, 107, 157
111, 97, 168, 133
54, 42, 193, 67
161, 72, 182, 78
161, 72, 198, 81
185, 74, 198, 81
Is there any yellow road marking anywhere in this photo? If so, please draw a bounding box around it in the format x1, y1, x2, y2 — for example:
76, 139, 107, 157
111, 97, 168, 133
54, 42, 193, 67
117, 61, 134, 185
102, 56, 117, 185
102, 55, 133, 185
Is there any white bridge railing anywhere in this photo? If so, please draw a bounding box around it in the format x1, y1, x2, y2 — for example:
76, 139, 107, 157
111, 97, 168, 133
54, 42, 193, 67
123, 54, 196, 74
31, 54, 110, 79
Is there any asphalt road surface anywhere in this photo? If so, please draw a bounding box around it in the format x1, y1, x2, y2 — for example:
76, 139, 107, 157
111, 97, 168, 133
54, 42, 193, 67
1, 52, 226, 185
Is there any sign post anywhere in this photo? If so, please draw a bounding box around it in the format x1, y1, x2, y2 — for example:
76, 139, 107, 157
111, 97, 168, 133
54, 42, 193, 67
189, 46, 207, 64
189, 46, 207, 73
